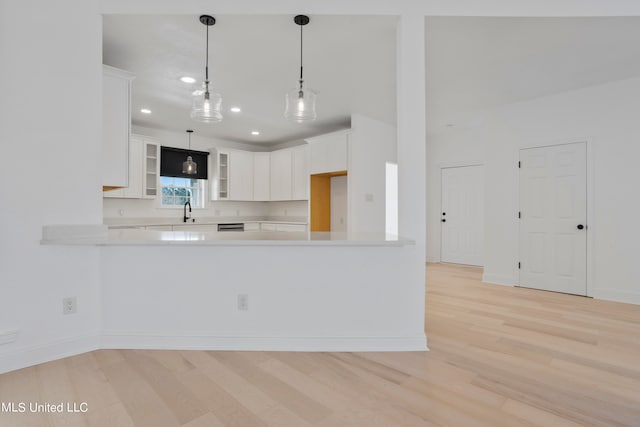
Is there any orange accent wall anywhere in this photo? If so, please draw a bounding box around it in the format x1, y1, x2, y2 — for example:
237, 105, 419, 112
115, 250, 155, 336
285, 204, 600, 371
310, 175, 331, 231
310, 171, 347, 232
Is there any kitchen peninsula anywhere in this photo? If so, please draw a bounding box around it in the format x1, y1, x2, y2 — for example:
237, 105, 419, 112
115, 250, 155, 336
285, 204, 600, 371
42, 224, 423, 352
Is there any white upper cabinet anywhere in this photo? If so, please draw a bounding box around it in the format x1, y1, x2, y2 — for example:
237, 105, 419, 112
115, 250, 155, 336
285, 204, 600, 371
102, 65, 134, 189
292, 145, 310, 200
143, 140, 159, 199
307, 130, 350, 174
121, 137, 143, 198
270, 149, 293, 201
215, 150, 229, 200
228, 149, 254, 201
104, 134, 158, 199
210, 145, 311, 202
253, 152, 271, 201
213, 148, 253, 201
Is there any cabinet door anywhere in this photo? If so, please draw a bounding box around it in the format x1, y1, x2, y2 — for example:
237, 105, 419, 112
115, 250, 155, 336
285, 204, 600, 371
143, 141, 159, 198
229, 150, 254, 201
276, 224, 307, 232
292, 145, 309, 200
308, 131, 348, 174
217, 151, 229, 200
122, 137, 143, 198
102, 66, 134, 188
326, 134, 348, 172
270, 149, 292, 201
253, 152, 271, 201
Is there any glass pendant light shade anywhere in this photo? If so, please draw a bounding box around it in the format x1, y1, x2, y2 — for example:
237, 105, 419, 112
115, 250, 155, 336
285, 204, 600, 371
190, 84, 223, 123
182, 129, 197, 175
182, 156, 197, 175
284, 83, 317, 122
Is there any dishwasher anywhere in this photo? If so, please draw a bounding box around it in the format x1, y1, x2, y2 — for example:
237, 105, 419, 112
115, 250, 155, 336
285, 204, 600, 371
217, 223, 245, 232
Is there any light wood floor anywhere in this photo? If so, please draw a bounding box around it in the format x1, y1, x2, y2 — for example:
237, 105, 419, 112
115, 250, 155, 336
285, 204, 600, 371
1, 263, 639, 426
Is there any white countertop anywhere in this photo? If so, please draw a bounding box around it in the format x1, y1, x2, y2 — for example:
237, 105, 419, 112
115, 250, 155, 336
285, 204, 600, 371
41, 225, 414, 247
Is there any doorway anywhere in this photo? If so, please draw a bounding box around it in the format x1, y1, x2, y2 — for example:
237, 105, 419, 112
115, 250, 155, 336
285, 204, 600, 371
519, 142, 587, 295
441, 165, 484, 266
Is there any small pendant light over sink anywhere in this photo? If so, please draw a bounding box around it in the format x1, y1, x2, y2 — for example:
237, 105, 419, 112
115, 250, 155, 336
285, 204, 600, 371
284, 15, 317, 122
191, 15, 223, 123
182, 130, 197, 175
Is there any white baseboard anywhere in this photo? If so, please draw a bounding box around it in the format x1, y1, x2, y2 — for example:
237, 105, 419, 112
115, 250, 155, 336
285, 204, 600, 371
101, 332, 428, 352
0, 335, 100, 374
482, 273, 516, 287
592, 289, 640, 305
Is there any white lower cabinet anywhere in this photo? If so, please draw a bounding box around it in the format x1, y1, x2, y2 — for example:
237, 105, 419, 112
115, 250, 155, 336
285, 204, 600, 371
260, 223, 307, 232
145, 225, 173, 231
177, 224, 218, 232
244, 222, 260, 231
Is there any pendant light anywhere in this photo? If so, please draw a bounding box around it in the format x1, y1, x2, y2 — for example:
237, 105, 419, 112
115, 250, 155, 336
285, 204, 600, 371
182, 130, 197, 175
191, 15, 223, 123
284, 15, 317, 122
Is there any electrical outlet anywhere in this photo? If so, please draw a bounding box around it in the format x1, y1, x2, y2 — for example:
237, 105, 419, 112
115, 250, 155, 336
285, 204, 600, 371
63, 297, 77, 315
237, 294, 248, 311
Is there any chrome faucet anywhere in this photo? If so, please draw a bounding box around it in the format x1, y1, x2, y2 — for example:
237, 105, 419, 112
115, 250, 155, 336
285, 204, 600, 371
183, 200, 192, 222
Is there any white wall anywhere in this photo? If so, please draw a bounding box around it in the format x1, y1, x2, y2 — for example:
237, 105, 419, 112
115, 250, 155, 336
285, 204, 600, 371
349, 114, 398, 233
0, 0, 103, 373
426, 75, 640, 304
331, 176, 348, 232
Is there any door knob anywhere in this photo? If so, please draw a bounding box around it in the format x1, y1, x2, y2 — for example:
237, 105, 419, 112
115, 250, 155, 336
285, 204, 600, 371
577, 224, 584, 230
441, 219, 446, 223
442, 212, 446, 216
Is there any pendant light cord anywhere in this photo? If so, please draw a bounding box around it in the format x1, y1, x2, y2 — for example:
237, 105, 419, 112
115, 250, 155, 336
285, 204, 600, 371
205, 24, 210, 84
299, 23, 304, 81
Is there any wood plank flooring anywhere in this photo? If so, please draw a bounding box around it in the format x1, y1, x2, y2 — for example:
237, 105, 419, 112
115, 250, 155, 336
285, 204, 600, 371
1, 263, 639, 426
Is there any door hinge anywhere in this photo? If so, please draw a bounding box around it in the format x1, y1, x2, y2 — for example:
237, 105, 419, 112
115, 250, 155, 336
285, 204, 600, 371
518, 211, 521, 219
518, 161, 521, 168
518, 262, 521, 269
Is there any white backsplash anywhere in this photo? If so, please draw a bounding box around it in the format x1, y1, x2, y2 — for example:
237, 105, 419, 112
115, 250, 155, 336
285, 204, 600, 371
103, 198, 308, 222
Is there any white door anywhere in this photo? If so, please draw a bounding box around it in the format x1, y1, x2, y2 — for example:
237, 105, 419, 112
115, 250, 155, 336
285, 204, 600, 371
441, 165, 484, 266
519, 142, 587, 295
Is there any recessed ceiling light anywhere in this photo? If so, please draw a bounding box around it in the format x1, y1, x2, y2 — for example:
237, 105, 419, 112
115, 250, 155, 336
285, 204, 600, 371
180, 76, 196, 84
140, 108, 152, 114
230, 107, 241, 113
251, 131, 260, 136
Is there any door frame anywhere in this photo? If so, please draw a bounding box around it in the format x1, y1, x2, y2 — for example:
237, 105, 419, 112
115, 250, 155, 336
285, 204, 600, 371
517, 138, 595, 297
438, 161, 484, 264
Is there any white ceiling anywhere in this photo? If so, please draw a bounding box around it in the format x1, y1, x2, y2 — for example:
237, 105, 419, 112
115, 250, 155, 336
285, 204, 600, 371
103, 15, 397, 146
426, 17, 640, 130
105, 16, 640, 143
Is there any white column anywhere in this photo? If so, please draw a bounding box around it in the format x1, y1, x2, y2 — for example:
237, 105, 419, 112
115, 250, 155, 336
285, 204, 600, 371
397, 14, 426, 254
396, 13, 427, 342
